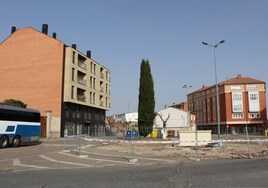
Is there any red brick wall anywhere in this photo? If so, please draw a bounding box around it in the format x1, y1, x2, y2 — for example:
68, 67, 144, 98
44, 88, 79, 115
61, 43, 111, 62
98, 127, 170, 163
223, 93, 232, 122
259, 91, 267, 120
0, 27, 64, 116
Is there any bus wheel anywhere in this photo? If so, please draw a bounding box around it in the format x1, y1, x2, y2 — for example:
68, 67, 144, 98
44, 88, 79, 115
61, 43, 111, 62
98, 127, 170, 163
0, 136, 9, 148
12, 136, 21, 147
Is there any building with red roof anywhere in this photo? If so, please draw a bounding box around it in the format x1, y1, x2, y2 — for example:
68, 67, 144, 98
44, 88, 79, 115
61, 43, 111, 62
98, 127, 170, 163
187, 74, 266, 134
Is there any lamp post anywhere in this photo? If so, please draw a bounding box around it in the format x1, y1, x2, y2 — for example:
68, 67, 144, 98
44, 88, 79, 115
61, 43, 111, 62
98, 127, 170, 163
202, 40, 225, 140
182, 85, 192, 97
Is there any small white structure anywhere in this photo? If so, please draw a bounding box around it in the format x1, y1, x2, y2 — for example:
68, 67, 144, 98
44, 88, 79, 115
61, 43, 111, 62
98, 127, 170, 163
178, 130, 212, 146
154, 107, 195, 138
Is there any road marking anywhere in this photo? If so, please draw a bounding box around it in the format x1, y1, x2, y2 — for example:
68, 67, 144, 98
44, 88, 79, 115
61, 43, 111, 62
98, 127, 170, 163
39, 154, 94, 167
79, 150, 177, 163
59, 151, 133, 165
60, 149, 176, 164
13, 159, 49, 169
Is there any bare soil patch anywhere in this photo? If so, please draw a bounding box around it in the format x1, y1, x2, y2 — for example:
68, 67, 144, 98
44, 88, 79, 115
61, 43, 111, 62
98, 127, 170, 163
94, 141, 268, 160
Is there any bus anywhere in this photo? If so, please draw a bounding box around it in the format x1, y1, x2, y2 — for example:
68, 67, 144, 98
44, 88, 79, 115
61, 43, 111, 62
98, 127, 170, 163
0, 104, 41, 148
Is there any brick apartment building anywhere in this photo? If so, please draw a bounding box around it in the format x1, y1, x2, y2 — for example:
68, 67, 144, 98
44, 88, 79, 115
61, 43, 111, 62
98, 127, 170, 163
187, 74, 267, 134
0, 24, 111, 137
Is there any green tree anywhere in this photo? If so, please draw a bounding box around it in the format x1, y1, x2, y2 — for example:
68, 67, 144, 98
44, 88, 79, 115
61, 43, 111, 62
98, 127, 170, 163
138, 59, 155, 137
1, 99, 27, 108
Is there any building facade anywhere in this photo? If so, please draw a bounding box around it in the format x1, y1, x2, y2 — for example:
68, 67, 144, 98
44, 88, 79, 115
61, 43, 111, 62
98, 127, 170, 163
154, 107, 196, 137
0, 24, 111, 137
187, 74, 266, 134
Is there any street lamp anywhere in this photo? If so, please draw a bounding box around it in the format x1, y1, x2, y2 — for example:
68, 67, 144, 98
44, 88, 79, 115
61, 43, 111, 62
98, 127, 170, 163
202, 40, 225, 140
182, 85, 192, 100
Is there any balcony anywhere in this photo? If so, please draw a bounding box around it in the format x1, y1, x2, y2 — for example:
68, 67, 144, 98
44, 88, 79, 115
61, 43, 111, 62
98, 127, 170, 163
77, 87, 86, 102
77, 95, 86, 102
78, 61, 87, 70
77, 78, 86, 86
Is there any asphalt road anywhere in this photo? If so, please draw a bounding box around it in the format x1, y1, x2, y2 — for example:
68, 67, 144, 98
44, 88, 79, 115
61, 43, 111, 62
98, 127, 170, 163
0, 138, 180, 172
1, 158, 268, 188
1, 137, 268, 187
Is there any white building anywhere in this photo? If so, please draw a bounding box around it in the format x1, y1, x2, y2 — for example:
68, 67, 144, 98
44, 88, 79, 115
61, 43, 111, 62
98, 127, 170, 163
154, 107, 196, 137
113, 112, 138, 123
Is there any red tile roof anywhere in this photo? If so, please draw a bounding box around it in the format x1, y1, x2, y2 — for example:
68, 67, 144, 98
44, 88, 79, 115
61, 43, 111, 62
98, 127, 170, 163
220, 74, 265, 85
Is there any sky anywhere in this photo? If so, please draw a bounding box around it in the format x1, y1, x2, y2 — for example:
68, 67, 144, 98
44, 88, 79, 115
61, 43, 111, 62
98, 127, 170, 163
1, 0, 267, 115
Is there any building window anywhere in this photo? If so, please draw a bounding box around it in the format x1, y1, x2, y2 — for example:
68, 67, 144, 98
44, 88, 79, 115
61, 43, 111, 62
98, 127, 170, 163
249, 112, 260, 118
106, 84, 108, 94
76, 110, 80, 118
233, 104, 243, 112
231, 85, 241, 89
90, 62, 93, 73
93, 93, 95, 104
248, 92, 260, 112
93, 78, 96, 89
247, 84, 258, 89
72, 52, 75, 64
90, 77, 93, 88
65, 108, 69, 118
106, 71, 109, 81
90, 92, 92, 104
84, 111, 87, 119
71, 86, 75, 99
232, 113, 243, 118
72, 109, 76, 118
72, 68, 75, 81
249, 92, 259, 100
232, 92, 243, 112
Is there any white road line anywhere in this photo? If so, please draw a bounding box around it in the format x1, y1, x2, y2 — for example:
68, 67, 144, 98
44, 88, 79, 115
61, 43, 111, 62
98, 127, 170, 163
59, 151, 133, 164
39, 154, 94, 167
59, 151, 177, 164
13, 159, 49, 169
85, 150, 177, 163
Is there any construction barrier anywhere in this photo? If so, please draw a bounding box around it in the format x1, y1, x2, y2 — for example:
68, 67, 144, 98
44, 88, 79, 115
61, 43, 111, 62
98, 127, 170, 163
83, 137, 268, 144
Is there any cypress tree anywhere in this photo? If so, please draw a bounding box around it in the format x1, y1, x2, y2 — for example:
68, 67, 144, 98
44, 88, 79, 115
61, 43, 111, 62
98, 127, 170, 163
138, 59, 155, 137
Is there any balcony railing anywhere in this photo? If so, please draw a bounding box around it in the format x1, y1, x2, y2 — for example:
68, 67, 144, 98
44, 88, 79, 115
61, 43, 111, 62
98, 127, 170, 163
78, 61, 87, 70
77, 95, 86, 102
77, 78, 86, 86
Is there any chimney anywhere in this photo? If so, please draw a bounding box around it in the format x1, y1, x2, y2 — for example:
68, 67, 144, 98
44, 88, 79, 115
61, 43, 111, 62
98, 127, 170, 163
52, 32, 57, 39
237, 74, 242, 79
72, 44, 76, 49
11, 26, 16, 34
86, 50, 91, 58
42, 24, 48, 34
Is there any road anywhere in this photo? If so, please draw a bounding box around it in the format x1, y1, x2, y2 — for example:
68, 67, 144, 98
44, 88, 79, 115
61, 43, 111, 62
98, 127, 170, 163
0, 138, 180, 172
1, 137, 268, 187
0, 158, 267, 188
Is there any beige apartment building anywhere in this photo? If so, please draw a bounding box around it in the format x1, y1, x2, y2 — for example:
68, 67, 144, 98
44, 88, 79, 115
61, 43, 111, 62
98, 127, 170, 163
0, 24, 110, 137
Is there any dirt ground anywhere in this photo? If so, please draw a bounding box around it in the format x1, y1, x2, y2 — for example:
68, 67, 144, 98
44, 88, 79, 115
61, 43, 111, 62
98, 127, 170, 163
93, 139, 268, 160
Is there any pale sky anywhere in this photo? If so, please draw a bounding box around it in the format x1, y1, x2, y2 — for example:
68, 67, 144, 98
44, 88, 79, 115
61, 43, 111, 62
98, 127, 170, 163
1, 0, 267, 115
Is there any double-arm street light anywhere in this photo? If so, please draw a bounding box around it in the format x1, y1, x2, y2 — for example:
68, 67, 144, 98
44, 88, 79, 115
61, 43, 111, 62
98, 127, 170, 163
182, 85, 192, 97
202, 40, 225, 140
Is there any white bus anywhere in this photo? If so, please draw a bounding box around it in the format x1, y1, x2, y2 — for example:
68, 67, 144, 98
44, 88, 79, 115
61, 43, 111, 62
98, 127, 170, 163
0, 105, 41, 148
